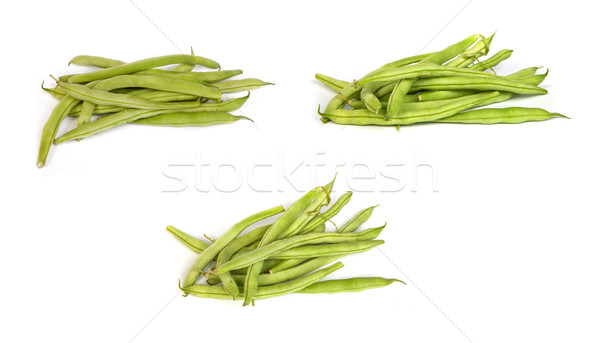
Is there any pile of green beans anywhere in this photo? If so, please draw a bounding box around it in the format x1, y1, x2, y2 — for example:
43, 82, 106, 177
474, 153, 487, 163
169, 176, 403, 306
317, 33, 567, 127
38, 51, 272, 168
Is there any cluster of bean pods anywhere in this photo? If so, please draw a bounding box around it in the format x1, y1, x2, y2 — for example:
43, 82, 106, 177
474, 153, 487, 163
38, 51, 271, 168
317, 33, 567, 126
169, 176, 403, 306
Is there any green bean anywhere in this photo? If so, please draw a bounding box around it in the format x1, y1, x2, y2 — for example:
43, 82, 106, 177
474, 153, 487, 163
229, 259, 282, 276
132, 112, 249, 127
93, 75, 221, 99
267, 258, 307, 274
136, 90, 200, 102
315, 73, 348, 92
469, 49, 513, 71
58, 83, 202, 110
360, 62, 512, 85
137, 69, 244, 83
188, 69, 244, 83
68, 54, 220, 83
182, 205, 285, 288
300, 191, 353, 234
55, 95, 250, 143
241, 186, 323, 305
298, 277, 404, 294
212, 256, 343, 286
41, 81, 66, 100
417, 90, 478, 102
167, 225, 210, 253
339, 205, 378, 233
320, 91, 500, 126
68, 55, 124, 68
183, 262, 344, 301
171, 63, 196, 72
312, 223, 326, 233
278, 179, 335, 239
435, 107, 566, 124
218, 226, 384, 274
213, 78, 273, 93
269, 240, 384, 259
215, 224, 271, 299
446, 33, 494, 68
409, 76, 547, 94
385, 34, 481, 118
69, 91, 201, 117
360, 81, 387, 114
508, 66, 544, 79
376, 52, 435, 71
37, 96, 81, 168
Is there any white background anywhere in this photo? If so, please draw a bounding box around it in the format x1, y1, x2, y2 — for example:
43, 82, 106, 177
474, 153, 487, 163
1, 0, 598, 342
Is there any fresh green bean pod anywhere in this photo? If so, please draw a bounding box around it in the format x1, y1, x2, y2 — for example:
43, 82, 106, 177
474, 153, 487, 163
68, 55, 124, 68
277, 179, 334, 239
133, 69, 210, 84
58, 83, 202, 110
360, 81, 387, 114
300, 191, 353, 234
339, 205, 378, 233
55, 94, 249, 142
410, 76, 547, 94
132, 112, 249, 127
92, 75, 221, 100
69, 90, 202, 117
417, 90, 478, 102
183, 262, 344, 301
213, 78, 273, 93
360, 62, 512, 85
167, 225, 210, 253
267, 188, 347, 274
213, 224, 271, 299
210, 255, 343, 287
315, 73, 348, 92
269, 240, 384, 259
298, 277, 404, 294
469, 49, 513, 71
446, 33, 495, 68
171, 63, 196, 72
136, 69, 243, 83
68, 54, 220, 83
271, 204, 378, 274
37, 96, 81, 168
186, 69, 244, 83
435, 107, 566, 124
218, 226, 384, 273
